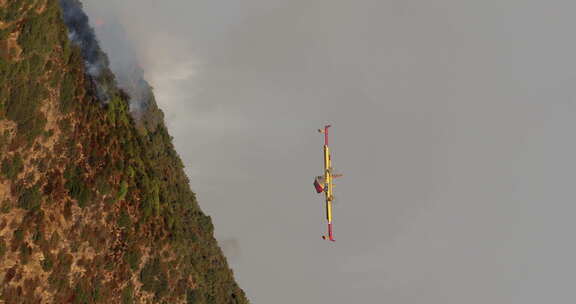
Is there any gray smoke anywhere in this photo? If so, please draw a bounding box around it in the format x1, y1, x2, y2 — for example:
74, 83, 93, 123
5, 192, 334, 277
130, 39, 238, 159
92, 17, 155, 115
59, 0, 160, 128
59, 0, 115, 102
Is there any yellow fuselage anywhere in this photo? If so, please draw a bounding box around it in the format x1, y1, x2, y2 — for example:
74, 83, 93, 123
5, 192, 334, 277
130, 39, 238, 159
324, 145, 333, 223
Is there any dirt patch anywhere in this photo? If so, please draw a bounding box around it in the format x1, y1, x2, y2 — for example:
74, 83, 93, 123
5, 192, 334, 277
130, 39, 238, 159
38, 93, 61, 151
0, 181, 11, 205
35, 0, 47, 14
6, 31, 22, 61
70, 245, 97, 276
0, 209, 26, 287
20, 85, 63, 185
0, 119, 16, 135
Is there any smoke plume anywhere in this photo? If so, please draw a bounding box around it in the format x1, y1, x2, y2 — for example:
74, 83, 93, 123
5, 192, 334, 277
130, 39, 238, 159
92, 17, 155, 115
59, 0, 116, 102
59, 0, 163, 133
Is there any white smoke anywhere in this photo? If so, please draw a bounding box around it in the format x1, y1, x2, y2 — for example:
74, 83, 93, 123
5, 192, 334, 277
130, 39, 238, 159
59, 0, 115, 102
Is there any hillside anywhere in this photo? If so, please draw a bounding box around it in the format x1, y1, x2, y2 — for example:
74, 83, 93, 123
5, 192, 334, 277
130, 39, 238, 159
0, 0, 248, 303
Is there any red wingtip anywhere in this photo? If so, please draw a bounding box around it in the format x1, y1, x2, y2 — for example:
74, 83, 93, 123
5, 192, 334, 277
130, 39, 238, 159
328, 223, 335, 242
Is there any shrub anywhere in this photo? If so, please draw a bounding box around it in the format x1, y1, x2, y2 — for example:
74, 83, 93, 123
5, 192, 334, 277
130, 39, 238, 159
72, 278, 101, 304
198, 214, 214, 234
0, 1, 24, 23
20, 242, 33, 265
116, 180, 128, 202
64, 166, 92, 208
1, 153, 24, 179
42, 253, 54, 271
0, 237, 6, 259
31, 226, 43, 244
0, 131, 9, 152
95, 175, 112, 195
17, 2, 59, 54
1, 199, 12, 214
122, 283, 134, 304
186, 290, 199, 304
60, 73, 76, 113
18, 184, 42, 211
125, 248, 141, 271
6, 81, 48, 145
13, 228, 25, 247
140, 257, 168, 299
118, 209, 131, 230
48, 251, 73, 292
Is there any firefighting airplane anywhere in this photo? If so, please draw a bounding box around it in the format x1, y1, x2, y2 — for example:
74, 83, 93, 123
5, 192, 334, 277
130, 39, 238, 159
314, 125, 342, 242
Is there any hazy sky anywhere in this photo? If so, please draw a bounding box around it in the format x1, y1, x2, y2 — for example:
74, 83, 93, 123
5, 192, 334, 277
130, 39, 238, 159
82, 1, 576, 302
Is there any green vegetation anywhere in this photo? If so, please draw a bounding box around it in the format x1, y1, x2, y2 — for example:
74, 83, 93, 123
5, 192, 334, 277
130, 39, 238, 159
140, 257, 168, 300
18, 184, 42, 211
64, 166, 92, 208
19, 242, 33, 265
0, 0, 248, 302
48, 251, 73, 293
0, 199, 10, 213
0, 131, 10, 152
0, 1, 24, 23
72, 277, 102, 304
18, 4, 60, 55
60, 72, 77, 114
121, 283, 134, 304
13, 228, 24, 244
186, 290, 199, 304
124, 246, 141, 271
1, 153, 23, 179
118, 209, 131, 229
116, 180, 129, 202
6, 81, 48, 145
0, 237, 6, 259
42, 253, 54, 271
0, 1, 65, 146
